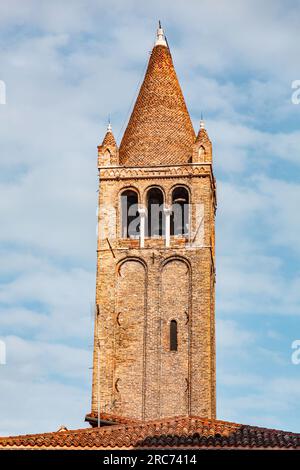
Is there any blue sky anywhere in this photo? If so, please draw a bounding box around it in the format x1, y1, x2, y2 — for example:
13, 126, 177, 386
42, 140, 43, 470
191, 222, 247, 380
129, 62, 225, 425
1, 0, 300, 435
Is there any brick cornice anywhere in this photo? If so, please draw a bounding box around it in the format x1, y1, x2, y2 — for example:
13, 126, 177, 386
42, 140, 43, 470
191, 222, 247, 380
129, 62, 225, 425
98, 163, 217, 209
99, 163, 212, 180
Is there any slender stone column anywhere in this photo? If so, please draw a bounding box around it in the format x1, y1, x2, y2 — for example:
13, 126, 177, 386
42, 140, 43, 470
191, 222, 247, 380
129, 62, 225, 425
138, 207, 146, 248
164, 206, 171, 248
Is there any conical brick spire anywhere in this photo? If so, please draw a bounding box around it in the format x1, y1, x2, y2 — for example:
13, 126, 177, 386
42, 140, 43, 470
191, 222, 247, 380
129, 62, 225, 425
119, 24, 195, 166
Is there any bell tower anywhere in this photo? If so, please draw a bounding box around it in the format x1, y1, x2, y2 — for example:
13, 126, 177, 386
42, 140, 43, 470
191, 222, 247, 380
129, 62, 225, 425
87, 24, 217, 425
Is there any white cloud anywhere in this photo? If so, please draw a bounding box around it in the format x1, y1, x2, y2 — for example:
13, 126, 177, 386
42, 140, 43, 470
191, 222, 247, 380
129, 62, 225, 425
219, 376, 300, 431
0, 259, 95, 341
0, 379, 90, 436
0, 335, 92, 436
217, 319, 256, 350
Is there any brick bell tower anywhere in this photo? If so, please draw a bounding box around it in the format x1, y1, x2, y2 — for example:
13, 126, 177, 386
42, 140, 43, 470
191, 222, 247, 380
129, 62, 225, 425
86, 24, 217, 426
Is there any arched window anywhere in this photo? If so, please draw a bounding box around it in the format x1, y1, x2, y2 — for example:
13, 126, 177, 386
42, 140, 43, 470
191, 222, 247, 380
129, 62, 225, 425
170, 320, 178, 351
198, 145, 205, 159
121, 190, 139, 238
103, 149, 111, 165
171, 187, 189, 236
147, 187, 164, 237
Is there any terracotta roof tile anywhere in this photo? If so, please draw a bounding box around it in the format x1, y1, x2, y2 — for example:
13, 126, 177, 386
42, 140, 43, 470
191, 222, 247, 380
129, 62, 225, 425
1, 415, 300, 450
119, 45, 195, 167
85, 411, 140, 425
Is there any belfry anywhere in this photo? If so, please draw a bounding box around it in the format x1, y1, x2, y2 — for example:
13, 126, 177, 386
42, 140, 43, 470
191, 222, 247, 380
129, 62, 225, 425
87, 23, 217, 425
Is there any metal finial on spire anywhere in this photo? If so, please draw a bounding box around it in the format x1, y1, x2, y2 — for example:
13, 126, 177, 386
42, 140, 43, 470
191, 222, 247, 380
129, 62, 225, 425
107, 115, 112, 133
200, 113, 205, 129
155, 21, 167, 47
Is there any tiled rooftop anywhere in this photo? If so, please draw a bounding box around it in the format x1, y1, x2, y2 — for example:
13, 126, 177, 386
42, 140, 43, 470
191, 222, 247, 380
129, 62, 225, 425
1, 415, 299, 450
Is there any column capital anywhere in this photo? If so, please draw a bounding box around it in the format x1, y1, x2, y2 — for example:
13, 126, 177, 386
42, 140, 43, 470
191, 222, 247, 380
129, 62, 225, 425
138, 206, 146, 216
163, 205, 172, 215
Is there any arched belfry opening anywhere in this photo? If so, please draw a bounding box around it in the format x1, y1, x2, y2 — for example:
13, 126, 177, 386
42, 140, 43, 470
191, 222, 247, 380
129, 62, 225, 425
146, 187, 164, 237
171, 187, 189, 236
121, 190, 139, 238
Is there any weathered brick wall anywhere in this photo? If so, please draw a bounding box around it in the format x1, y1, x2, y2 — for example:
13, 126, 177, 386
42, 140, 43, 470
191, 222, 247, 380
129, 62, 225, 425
91, 163, 216, 420
159, 259, 189, 417
114, 260, 146, 418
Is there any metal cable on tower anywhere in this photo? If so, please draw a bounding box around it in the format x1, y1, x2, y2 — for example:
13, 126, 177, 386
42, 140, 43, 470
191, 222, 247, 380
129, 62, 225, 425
116, 54, 149, 142
117, 23, 167, 142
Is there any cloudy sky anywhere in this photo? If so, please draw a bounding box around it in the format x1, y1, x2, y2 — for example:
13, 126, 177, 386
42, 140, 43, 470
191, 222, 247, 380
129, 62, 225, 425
1, 0, 300, 435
